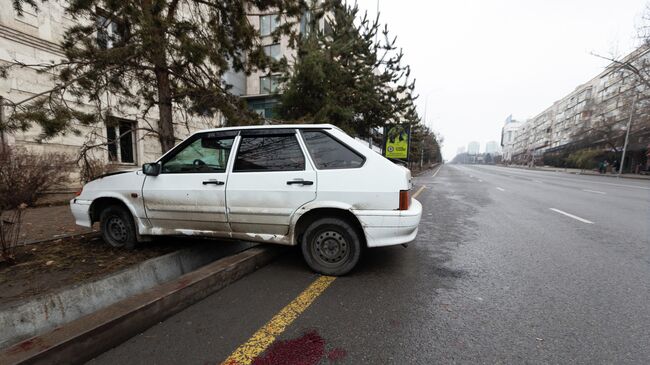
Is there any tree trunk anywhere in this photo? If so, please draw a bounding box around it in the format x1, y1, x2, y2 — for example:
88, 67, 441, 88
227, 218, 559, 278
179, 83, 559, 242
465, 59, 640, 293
143, 0, 176, 153
155, 69, 176, 153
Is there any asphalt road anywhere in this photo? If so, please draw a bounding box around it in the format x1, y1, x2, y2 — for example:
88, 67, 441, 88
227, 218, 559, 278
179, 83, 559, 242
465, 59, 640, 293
89, 165, 650, 364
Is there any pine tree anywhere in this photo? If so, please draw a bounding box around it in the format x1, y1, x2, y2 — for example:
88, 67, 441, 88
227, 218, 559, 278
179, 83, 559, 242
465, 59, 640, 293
2, 0, 306, 152
277, 0, 421, 138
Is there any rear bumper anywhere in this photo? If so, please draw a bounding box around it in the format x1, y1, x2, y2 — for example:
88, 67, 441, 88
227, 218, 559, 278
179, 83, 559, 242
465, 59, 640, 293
352, 198, 422, 247
70, 199, 93, 227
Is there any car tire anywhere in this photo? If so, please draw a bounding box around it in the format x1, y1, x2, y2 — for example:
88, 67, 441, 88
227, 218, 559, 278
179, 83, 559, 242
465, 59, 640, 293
99, 205, 137, 249
301, 217, 362, 276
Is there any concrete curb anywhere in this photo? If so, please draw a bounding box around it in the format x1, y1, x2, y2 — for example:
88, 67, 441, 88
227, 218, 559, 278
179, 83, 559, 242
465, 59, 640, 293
413, 163, 441, 177
0, 241, 256, 348
503, 165, 650, 181
0, 246, 281, 365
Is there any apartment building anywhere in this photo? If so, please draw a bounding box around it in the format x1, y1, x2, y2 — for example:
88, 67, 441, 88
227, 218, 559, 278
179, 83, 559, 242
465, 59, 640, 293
503, 46, 650, 170
485, 141, 499, 154
500, 115, 522, 161
467, 141, 480, 155
244, 6, 324, 118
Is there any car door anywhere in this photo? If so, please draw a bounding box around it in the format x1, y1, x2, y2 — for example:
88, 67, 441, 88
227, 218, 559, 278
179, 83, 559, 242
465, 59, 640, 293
142, 131, 237, 233
226, 129, 317, 235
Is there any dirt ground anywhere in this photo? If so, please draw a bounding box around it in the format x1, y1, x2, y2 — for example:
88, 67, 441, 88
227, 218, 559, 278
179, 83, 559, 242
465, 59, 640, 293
18, 205, 97, 243
0, 235, 183, 308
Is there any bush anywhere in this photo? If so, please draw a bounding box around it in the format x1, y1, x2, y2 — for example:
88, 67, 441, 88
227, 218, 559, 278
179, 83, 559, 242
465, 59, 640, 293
0, 147, 71, 264
79, 156, 119, 183
566, 149, 600, 171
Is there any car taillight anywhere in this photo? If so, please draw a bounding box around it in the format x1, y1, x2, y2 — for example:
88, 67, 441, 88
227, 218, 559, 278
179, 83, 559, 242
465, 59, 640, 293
399, 190, 410, 210
75, 188, 83, 197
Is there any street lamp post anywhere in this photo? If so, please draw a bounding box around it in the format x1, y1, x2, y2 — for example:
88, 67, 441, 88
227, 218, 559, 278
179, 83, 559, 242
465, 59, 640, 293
618, 93, 638, 177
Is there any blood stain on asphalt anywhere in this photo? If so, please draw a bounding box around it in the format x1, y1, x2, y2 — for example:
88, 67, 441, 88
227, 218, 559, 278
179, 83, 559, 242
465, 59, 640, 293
326, 348, 347, 361
252, 330, 346, 365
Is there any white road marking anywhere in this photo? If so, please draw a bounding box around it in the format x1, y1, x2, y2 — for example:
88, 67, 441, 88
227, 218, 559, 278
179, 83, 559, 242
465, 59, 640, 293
496, 187, 505, 191
478, 179, 483, 182
549, 208, 594, 224
582, 189, 606, 195
431, 165, 443, 178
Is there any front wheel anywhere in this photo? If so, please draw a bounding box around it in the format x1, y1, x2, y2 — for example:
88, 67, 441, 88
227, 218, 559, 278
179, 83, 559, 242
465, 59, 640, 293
301, 217, 362, 276
99, 205, 137, 249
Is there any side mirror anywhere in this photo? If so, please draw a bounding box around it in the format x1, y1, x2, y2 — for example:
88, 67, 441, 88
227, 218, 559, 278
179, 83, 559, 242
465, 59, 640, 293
142, 162, 161, 176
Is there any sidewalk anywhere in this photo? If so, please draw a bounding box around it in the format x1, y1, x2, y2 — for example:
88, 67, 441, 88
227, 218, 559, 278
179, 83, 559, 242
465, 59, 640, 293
11, 205, 97, 244
505, 165, 650, 181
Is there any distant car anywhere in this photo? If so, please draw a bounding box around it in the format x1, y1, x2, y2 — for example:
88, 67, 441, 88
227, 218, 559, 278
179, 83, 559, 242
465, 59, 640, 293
70, 124, 422, 275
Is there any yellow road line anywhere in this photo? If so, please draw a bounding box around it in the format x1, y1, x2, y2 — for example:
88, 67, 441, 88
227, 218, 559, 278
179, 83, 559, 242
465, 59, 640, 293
412, 185, 426, 199
221, 275, 336, 365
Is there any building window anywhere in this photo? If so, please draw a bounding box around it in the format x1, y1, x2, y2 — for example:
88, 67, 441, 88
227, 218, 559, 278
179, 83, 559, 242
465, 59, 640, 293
106, 118, 136, 164
263, 44, 281, 61
300, 11, 312, 36
96, 13, 122, 49
260, 14, 280, 37
260, 75, 280, 94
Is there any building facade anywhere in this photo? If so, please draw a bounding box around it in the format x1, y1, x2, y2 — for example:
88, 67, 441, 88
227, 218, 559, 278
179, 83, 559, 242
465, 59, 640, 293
0, 1, 307, 193
467, 141, 480, 155
504, 46, 650, 171
500, 116, 522, 162
485, 141, 499, 154
0, 1, 228, 182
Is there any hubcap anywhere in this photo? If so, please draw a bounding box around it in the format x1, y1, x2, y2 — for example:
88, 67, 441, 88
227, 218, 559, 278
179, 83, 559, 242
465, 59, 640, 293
312, 230, 349, 266
107, 216, 128, 244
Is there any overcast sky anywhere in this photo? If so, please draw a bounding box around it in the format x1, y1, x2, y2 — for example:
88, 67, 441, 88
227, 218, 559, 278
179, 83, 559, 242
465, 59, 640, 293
354, 0, 648, 159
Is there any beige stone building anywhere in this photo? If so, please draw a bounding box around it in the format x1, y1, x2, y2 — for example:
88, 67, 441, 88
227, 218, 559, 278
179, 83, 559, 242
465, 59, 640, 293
0, 1, 222, 184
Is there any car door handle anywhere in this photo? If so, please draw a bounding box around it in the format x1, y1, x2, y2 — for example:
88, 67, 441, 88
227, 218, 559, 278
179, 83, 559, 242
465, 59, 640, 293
202, 180, 225, 185
287, 180, 314, 185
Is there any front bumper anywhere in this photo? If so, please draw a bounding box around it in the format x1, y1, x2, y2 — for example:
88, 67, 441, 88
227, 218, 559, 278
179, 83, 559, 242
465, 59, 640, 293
70, 198, 93, 227
352, 198, 422, 247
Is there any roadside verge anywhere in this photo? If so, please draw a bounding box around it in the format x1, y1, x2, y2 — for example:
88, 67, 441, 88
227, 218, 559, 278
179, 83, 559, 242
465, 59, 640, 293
504, 165, 650, 180
0, 246, 282, 365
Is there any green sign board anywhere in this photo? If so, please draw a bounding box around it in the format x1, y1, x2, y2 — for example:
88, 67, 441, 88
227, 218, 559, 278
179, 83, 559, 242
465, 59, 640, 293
385, 125, 410, 160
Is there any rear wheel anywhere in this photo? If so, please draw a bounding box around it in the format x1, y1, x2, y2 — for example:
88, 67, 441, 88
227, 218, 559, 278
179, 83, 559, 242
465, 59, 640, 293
99, 205, 137, 249
301, 217, 362, 276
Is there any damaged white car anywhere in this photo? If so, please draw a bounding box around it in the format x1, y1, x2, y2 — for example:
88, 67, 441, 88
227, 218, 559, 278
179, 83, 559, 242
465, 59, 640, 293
70, 124, 422, 275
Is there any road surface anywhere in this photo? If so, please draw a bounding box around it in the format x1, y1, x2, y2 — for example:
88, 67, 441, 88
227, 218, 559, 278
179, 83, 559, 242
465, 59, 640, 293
89, 165, 650, 364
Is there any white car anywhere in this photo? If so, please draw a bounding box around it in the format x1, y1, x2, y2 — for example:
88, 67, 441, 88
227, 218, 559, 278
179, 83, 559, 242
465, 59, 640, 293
71, 124, 422, 275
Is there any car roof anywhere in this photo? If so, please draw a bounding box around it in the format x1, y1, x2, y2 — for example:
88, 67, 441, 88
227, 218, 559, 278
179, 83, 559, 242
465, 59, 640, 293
195, 123, 340, 134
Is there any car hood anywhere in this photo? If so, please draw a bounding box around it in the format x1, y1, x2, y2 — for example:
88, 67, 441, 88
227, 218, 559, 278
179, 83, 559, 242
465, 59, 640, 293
94, 169, 135, 180
81, 169, 144, 195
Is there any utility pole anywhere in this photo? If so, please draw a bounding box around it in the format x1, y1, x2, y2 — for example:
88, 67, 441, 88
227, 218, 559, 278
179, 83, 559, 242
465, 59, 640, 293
618, 92, 638, 177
